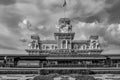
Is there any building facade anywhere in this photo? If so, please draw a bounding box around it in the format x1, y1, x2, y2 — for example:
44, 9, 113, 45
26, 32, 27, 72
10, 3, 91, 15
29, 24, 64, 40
1, 18, 120, 74
26, 18, 102, 55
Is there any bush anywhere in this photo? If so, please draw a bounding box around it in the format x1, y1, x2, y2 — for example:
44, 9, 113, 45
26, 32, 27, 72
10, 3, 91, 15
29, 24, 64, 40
33, 75, 53, 80
75, 75, 96, 80
33, 75, 96, 80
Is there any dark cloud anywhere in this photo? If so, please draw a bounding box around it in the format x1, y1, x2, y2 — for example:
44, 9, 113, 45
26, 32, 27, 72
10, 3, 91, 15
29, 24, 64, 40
2, 14, 21, 34
105, 0, 120, 5
0, 0, 16, 5
0, 8, 22, 35
106, 1, 120, 23
69, 0, 120, 24
84, 0, 120, 24
85, 16, 100, 23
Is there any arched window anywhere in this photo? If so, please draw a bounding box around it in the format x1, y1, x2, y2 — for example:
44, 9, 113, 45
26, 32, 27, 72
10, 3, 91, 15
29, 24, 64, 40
78, 44, 81, 50
42, 45, 45, 50
67, 41, 71, 49
55, 46, 57, 49
46, 46, 49, 50
52, 45, 54, 49
93, 43, 96, 49
62, 40, 66, 49
74, 44, 78, 49
83, 45, 86, 50
97, 44, 101, 49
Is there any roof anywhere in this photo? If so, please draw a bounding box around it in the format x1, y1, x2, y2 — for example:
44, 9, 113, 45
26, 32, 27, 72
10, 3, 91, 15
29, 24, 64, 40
59, 18, 71, 22
0, 49, 28, 56
89, 35, 98, 39
72, 40, 90, 44
41, 40, 57, 44
31, 34, 40, 40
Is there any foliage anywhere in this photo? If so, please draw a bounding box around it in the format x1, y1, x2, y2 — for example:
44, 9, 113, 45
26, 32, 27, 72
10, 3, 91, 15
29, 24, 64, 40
33, 74, 96, 80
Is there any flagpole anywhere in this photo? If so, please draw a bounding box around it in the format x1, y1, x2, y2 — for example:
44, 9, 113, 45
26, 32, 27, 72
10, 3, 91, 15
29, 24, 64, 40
64, 6, 66, 18
63, 0, 67, 18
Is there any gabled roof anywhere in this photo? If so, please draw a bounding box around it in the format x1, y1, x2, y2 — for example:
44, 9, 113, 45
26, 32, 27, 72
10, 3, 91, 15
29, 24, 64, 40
41, 40, 57, 44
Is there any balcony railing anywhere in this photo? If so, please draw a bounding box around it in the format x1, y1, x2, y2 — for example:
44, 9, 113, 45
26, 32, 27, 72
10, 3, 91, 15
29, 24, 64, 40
44, 64, 116, 68
26, 49, 103, 56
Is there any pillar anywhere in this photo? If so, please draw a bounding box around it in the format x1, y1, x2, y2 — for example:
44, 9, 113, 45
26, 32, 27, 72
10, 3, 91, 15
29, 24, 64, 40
66, 40, 68, 49
61, 40, 62, 49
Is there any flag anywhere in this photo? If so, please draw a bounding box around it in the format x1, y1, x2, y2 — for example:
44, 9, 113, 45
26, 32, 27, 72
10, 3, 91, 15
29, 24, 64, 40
63, 0, 66, 7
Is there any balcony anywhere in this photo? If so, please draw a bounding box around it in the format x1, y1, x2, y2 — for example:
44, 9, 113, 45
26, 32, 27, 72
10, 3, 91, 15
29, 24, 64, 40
44, 64, 117, 68
25, 48, 103, 57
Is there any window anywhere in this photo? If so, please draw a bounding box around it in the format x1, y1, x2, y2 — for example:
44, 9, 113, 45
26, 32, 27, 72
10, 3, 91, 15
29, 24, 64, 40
67, 41, 71, 49
46, 46, 49, 50
62, 40, 66, 49
82, 45, 86, 50
55, 46, 57, 49
78, 45, 81, 50
52, 45, 54, 49
42, 45, 45, 49
74, 44, 78, 49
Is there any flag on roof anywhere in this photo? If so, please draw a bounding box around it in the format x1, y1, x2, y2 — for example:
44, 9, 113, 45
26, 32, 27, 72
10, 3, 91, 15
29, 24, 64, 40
63, 0, 67, 7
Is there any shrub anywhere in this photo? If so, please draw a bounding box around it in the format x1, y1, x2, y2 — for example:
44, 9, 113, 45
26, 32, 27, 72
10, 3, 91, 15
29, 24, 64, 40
33, 75, 53, 80
33, 75, 96, 80
75, 75, 96, 80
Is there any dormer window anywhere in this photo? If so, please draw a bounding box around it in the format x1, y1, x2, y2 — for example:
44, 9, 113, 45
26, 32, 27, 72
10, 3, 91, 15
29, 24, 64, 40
83, 45, 86, 50
46, 46, 49, 50
55, 46, 57, 50
62, 40, 66, 49
67, 41, 71, 49
52, 45, 54, 49
42, 45, 45, 49
74, 44, 78, 49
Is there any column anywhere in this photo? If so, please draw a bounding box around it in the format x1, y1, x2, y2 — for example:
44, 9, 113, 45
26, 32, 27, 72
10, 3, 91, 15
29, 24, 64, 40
61, 40, 62, 49
66, 40, 67, 49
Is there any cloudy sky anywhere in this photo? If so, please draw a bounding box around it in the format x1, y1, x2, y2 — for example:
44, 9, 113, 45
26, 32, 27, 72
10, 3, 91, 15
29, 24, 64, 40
0, 0, 120, 54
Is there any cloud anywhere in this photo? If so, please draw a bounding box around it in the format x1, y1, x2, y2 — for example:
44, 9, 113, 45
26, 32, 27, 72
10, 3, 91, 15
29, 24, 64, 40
0, 0, 16, 5
70, 0, 120, 24
74, 21, 120, 52
0, 44, 18, 50
0, 36, 22, 50
0, 49, 27, 54
0, 22, 21, 50
0, 24, 10, 36
0, 0, 120, 54
106, 24, 120, 45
